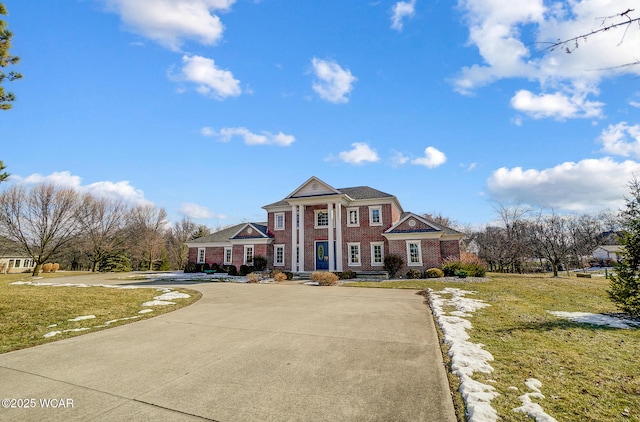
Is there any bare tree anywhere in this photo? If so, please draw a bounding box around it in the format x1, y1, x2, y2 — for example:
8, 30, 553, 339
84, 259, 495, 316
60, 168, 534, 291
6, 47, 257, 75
126, 204, 168, 271
76, 194, 129, 272
166, 217, 198, 270
568, 214, 604, 270
529, 211, 575, 277
0, 184, 80, 275
545, 8, 640, 68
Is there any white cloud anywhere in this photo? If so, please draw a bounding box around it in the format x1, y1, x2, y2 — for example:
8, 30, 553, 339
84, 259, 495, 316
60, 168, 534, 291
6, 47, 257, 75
310, 58, 357, 104
102, 0, 235, 51
179, 202, 226, 219
510, 89, 604, 120
487, 157, 640, 212
390, 0, 416, 31
598, 122, 640, 158
390, 150, 409, 167
13, 171, 149, 206
454, 0, 640, 118
411, 146, 447, 168
338, 142, 380, 165
202, 126, 295, 146
179, 55, 241, 99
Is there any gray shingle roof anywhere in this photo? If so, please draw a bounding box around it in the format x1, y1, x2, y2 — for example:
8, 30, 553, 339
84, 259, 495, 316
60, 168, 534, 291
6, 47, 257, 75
188, 222, 268, 243
263, 185, 394, 208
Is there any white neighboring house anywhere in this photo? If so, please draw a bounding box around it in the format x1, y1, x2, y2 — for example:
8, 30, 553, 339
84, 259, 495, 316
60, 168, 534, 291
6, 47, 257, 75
592, 245, 623, 264
0, 237, 35, 274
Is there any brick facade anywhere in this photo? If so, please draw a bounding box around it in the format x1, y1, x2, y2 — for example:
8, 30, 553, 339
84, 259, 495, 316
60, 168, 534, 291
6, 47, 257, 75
185, 177, 463, 277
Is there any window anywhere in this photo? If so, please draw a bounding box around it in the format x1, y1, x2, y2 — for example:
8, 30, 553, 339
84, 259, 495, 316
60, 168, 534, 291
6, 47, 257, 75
369, 206, 382, 226
244, 245, 254, 265
274, 212, 285, 230
347, 207, 359, 227
371, 242, 384, 266
197, 248, 206, 264
274, 244, 285, 266
315, 209, 329, 228
406, 241, 422, 266
15, 259, 21, 268
224, 247, 232, 265
348, 243, 361, 266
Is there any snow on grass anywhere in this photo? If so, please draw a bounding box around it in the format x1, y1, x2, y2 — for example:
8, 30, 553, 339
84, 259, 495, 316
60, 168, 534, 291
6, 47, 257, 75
68, 315, 96, 322
547, 311, 640, 329
18, 280, 192, 337
428, 288, 498, 422
141, 300, 176, 306
513, 378, 558, 422
43, 328, 91, 338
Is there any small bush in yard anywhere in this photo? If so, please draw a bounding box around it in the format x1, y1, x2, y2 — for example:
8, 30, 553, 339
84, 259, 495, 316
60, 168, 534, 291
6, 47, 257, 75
383, 254, 404, 279
456, 269, 468, 278
273, 271, 288, 282
246, 273, 260, 283
406, 269, 422, 279
43, 263, 53, 273
310, 271, 339, 286
338, 270, 357, 280
442, 258, 462, 276
223, 265, 238, 276
424, 268, 444, 278
253, 256, 268, 271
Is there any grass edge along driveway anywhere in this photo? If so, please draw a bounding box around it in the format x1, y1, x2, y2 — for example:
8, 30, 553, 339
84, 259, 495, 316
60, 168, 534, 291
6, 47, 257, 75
347, 274, 640, 422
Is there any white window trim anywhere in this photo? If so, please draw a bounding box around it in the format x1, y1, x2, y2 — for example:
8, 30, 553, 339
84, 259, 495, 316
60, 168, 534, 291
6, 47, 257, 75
348, 242, 361, 267
274, 212, 285, 231
369, 206, 383, 226
347, 207, 360, 227
370, 242, 384, 266
274, 244, 285, 266
197, 248, 206, 264
314, 209, 329, 229
224, 247, 232, 265
406, 240, 422, 266
244, 245, 254, 265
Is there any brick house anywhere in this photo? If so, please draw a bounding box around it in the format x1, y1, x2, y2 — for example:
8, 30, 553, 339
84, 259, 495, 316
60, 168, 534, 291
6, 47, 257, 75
186, 177, 462, 276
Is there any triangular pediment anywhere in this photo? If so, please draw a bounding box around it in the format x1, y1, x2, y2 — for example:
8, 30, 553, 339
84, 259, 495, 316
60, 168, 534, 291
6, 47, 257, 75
286, 176, 341, 199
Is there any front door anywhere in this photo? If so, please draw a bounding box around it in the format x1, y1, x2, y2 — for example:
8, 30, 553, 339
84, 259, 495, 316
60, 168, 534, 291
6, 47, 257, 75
315, 241, 329, 270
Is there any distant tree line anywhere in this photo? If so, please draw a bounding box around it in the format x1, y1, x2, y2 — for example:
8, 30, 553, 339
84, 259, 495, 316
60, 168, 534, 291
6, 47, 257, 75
470, 204, 621, 276
0, 182, 212, 275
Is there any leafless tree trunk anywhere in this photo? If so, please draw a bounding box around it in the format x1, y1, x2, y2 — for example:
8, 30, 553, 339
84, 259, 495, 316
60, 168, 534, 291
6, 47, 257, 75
0, 184, 80, 275
166, 217, 198, 270
127, 204, 168, 271
529, 211, 574, 277
76, 194, 128, 272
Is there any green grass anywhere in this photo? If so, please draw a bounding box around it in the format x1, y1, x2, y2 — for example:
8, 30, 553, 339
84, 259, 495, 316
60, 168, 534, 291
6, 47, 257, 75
0, 272, 201, 354
347, 274, 640, 421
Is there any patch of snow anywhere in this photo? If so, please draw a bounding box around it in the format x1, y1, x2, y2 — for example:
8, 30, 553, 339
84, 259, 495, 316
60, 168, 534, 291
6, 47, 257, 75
513, 378, 557, 422
46, 324, 57, 328
547, 311, 640, 329
138, 309, 153, 314
154, 291, 190, 301
304, 281, 320, 286
141, 300, 176, 306
63, 328, 90, 333
68, 315, 96, 322
429, 288, 499, 422
105, 316, 141, 325
43, 331, 61, 338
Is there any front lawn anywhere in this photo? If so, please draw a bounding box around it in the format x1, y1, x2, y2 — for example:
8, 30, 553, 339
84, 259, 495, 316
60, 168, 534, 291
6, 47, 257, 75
347, 274, 640, 421
0, 273, 201, 354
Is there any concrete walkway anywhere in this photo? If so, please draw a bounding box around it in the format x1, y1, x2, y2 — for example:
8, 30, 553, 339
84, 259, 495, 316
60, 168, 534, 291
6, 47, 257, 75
0, 274, 456, 421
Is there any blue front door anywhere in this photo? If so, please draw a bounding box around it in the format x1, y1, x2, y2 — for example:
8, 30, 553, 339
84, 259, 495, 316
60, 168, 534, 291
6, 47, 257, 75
316, 241, 329, 270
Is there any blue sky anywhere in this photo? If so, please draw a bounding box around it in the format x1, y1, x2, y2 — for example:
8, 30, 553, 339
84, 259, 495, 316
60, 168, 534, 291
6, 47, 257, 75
2, 0, 640, 229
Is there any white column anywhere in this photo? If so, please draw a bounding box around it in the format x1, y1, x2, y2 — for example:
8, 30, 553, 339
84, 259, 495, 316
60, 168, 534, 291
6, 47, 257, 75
291, 205, 297, 272
328, 202, 335, 272
299, 205, 305, 272
335, 203, 343, 271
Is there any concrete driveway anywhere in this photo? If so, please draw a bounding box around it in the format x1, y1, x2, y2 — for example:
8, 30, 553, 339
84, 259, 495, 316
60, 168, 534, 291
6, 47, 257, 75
0, 274, 456, 421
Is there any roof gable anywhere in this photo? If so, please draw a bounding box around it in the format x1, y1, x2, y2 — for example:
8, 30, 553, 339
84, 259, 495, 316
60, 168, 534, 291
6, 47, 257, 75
286, 176, 341, 199
385, 213, 441, 234
231, 223, 270, 239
